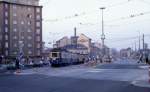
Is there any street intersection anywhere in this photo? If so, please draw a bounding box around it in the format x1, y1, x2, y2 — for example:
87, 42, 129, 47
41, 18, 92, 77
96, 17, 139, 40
0, 59, 150, 92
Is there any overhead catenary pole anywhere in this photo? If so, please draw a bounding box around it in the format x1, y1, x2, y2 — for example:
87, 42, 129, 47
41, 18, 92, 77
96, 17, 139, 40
137, 31, 141, 51
135, 41, 137, 52
100, 7, 106, 56
143, 34, 145, 51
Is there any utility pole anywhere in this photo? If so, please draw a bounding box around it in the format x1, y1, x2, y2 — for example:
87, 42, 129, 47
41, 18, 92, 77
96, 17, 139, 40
74, 27, 78, 48
100, 7, 106, 56
135, 41, 137, 52
138, 31, 141, 51
143, 34, 145, 51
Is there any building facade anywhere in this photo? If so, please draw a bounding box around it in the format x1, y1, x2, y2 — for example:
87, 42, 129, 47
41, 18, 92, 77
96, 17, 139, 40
77, 34, 92, 53
120, 48, 132, 58
0, 0, 42, 58
55, 36, 71, 48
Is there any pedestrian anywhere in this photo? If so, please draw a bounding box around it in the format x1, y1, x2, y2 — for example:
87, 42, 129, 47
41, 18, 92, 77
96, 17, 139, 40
0, 56, 2, 64
146, 56, 149, 64
138, 54, 143, 63
15, 58, 20, 70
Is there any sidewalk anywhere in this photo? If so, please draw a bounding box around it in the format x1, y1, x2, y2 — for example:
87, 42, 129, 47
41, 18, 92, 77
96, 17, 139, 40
131, 69, 150, 88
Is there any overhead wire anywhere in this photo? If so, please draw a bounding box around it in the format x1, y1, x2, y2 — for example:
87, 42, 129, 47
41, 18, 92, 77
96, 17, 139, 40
43, 0, 132, 22
106, 34, 150, 43
77, 11, 150, 28
138, 0, 150, 5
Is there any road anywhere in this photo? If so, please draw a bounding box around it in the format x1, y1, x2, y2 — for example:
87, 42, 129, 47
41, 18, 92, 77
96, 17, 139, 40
0, 59, 150, 92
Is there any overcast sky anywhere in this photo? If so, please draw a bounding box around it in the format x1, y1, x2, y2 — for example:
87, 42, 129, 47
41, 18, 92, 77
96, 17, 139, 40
39, 0, 150, 50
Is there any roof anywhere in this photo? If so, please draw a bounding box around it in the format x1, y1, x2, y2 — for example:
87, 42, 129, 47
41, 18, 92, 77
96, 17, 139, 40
79, 33, 91, 40
0, 1, 42, 7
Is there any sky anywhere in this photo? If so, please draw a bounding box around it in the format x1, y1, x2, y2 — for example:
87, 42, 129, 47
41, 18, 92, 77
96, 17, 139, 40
39, 0, 150, 50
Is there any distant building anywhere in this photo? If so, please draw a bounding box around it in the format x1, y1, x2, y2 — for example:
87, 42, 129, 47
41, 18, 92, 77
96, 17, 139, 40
0, 0, 42, 58
63, 44, 88, 55
90, 43, 102, 59
53, 28, 112, 59
92, 42, 102, 49
55, 36, 70, 48
120, 48, 132, 58
77, 34, 92, 53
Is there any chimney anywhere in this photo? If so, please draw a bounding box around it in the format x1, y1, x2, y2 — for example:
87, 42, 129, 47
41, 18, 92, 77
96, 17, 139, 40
74, 27, 76, 37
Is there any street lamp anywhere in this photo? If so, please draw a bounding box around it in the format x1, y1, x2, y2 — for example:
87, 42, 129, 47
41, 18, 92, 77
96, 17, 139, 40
100, 7, 106, 56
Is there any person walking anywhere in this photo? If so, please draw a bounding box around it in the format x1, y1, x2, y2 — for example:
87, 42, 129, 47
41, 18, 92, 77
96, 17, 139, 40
15, 58, 20, 73
0, 56, 2, 64
145, 55, 149, 64
138, 54, 143, 63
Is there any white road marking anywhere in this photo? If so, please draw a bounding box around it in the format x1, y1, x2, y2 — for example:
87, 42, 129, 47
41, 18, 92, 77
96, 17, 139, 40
139, 66, 149, 69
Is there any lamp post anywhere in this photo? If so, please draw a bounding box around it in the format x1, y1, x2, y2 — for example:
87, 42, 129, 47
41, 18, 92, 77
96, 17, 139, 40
100, 7, 106, 56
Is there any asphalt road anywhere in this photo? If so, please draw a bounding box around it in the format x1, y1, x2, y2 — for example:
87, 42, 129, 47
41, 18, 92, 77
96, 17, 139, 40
95, 63, 145, 69
0, 74, 150, 92
0, 60, 150, 92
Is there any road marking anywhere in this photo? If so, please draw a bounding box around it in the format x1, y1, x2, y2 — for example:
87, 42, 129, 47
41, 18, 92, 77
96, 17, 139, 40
131, 80, 150, 88
14, 72, 35, 75
139, 66, 149, 69
87, 69, 105, 73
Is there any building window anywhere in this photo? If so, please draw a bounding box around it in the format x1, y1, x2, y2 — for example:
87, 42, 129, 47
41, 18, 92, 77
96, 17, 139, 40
37, 44, 40, 48
36, 36, 40, 41
5, 19, 8, 25
27, 44, 32, 48
36, 22, 40, 27
5, 27, 8, 32
36, 15, 40, 20
5, 35, 8, 40
27, 14, 32, 18
28, 51, 32, 54
27, 21, 31, 25
21, 36, 24, 40
37, 50, 40, 56
27, 29, 31, 32
27, 1, 31, 5
5, 12, 8, 17
13, 28, 17, 32
13, 5, 17, 9
5, 4, 8, 8
21, 21, 24, 25
27, 36, 32, 40
36, 29, 40, 34
5, 50, 8, 56
36, 8, 40, 13
5, 42, 8, 48
28, 7, 31, 11
13, 43, 17, 47
13, 36, 17, 40
13, 13, 17, 17
0, 35, 2, 40
13, 20, 17, 25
